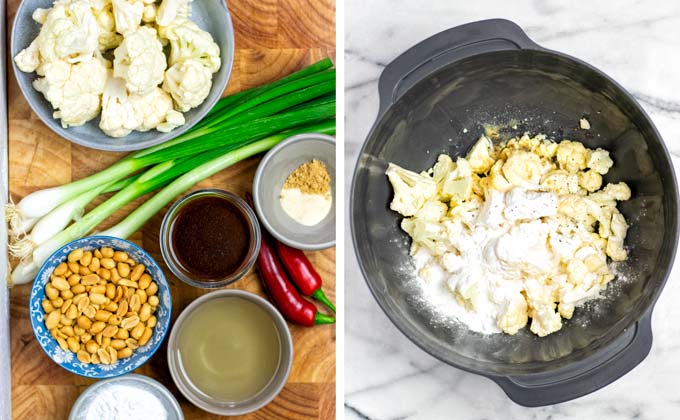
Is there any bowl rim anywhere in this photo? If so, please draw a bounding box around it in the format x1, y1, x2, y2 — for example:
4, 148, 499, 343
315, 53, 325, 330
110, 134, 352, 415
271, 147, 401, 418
252, 133, 336, 250
350, 47, 680, 377
166, 289, 294, 416
159, 188, 261, 289
68, 373, 184, 420
30, 235, 172, 378
10, 0, 235, 152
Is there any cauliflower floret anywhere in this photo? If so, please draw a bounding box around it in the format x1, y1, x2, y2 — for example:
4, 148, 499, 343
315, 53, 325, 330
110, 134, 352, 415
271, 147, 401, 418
142, 3, 157, 22
535, 140, 558, 159
487, 160, 513, 192
15, 39, 41, 73
156, 0, 193, 26
33, 57, 108, 128
385, 163, 437, 217
162, 59, 213, 112
440, 158, 473, 202
540, 169, 580, 195
496, 294, 528, 335
92, 1, 123, 50
431, 154, 454, 185
606, 211, 628, 261
525, 279, 562, 337
113, 26, 166, 95
99, 76, 143, 137
31, 0, 100, 65
556, 140, 590, 173
588, 148, 614, 175
587, 182, 632, 210
466, 135, 495, 174
32, 7, 51, 24
111, 0, 143, 34
414, 199, 447, 222
401, 218, 449, 256
578, 169, 603, 192
159, 18, 221, 73
502, 150, 544, 187
129, 87, 185, 132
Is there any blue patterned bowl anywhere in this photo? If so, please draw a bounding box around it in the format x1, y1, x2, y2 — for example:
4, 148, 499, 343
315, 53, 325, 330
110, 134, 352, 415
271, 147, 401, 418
30, 236, 172, 378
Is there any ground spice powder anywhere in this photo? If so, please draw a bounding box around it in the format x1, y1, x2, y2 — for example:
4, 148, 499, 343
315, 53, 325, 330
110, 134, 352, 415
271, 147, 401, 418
283, 159, 331, 195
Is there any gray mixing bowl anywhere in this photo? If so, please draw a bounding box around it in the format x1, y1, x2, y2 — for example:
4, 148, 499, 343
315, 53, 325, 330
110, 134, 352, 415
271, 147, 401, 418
253, 133, 336, 250
11, 0, 234, 152
351, 19, 679, 406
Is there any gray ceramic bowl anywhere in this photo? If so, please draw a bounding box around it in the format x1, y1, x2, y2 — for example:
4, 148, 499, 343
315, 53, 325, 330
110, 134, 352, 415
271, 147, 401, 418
10, 0, 234, 152
253, 133, 336, 250
167, 290, 293, 416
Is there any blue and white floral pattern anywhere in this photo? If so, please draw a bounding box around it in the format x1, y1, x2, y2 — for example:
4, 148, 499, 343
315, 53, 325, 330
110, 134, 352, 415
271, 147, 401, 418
30, 236, 172, 379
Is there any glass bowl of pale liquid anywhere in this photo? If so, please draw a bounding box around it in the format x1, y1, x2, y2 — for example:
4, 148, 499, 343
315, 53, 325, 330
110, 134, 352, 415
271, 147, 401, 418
167, 289, 293, 415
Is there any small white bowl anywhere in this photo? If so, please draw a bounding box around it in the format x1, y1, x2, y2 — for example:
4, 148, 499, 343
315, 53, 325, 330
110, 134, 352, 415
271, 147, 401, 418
252, 133, 336, 250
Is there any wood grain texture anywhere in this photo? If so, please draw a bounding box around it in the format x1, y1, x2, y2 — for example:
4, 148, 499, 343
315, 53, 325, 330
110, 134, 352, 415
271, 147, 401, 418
6, 0, 336, 419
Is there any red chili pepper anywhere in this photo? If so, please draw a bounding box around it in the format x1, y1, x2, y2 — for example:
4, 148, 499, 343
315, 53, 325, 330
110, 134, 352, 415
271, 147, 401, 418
247, 194, 335, 326
275, 241, 336, 313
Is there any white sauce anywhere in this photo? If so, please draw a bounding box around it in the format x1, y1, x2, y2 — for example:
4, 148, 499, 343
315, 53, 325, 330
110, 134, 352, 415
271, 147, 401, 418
280, 188, 332, 226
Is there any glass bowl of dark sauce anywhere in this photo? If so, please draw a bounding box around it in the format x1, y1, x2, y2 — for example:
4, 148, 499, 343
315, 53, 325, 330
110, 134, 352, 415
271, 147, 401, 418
160, 189, 261, 288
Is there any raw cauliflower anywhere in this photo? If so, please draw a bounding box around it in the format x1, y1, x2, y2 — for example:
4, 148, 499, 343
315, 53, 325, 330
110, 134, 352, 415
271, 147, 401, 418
33, 0, 100, 64
99, 76, 143, 137
467, 135, 495, 174
156, 0, 193, 26
33, 56, 109, 127
113, 26, 166, 95
386, 163, 437, 217
159, 18, 221, 73
556, 140, 590, 173
15, 39, 41, 73
91, 0, 123, 51
111, 0, 143, 34
129, 87, 185, 132
162, 59, 212, 111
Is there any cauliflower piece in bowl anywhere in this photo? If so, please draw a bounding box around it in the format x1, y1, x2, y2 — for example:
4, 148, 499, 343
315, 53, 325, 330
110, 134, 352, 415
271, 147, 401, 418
162, 59, 213, 112
111, 0, 144, 34
99, 76, 143, 137
156, 0, 193, 26
159, 18, 221, 73
33, 57, 109, 128
130, 87, 185, 132
113, 26, 167, 95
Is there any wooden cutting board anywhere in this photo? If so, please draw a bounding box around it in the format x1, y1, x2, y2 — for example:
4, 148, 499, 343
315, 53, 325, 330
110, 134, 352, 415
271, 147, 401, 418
6, 1, 336, 419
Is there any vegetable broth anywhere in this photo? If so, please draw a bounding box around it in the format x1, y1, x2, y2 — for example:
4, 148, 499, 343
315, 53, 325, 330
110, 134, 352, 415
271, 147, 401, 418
177, 297, 281, 402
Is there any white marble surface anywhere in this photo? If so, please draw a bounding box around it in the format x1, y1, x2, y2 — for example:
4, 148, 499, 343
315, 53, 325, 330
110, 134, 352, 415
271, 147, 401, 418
344, 0, 680, 418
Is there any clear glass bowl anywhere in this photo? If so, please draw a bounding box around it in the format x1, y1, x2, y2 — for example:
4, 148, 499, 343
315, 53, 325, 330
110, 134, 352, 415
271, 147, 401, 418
160, 189, 260, 288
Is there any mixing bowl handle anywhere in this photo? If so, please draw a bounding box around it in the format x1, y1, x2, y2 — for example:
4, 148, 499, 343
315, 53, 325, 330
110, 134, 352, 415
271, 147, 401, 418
491, 309, 654, 407
377, 18, 544, 117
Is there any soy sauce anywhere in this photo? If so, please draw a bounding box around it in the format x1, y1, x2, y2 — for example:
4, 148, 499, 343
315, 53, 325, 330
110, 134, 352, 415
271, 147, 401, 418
170, 196, 250, 280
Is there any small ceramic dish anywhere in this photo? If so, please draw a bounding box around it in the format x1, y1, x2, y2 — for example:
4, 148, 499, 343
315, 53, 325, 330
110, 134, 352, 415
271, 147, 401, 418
253, 133, 336, 250
10, 0, 234, 151
30, 236, 172, 378
69, 374, 184, 420
159, 189, 261, 289
167, 289, 293, 416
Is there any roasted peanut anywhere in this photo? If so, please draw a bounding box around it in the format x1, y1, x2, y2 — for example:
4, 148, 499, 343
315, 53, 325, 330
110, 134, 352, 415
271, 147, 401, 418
119, 279, 138, 289
130, 264, 145, 282
102, 325, 118, 338
45, 284, 59, 300
122, 315, 140, 330
94, 249, 103, 259
108, 315, 122, 327
79, 266, 91, 276
67, 336, 80, 353
113, 251, 128, 262
97, 268, 111, 280
147, 295, 159, 307
117, 347, 133, 359
136, 289, 147, 305
90, 321, 106, 334
138, 327, 152, 346
80, 251, 92, 267
81, 274, 100, 286
42, 299, 55, 313
77, 350, 91, 364
90, 285, 106, 295
146, 316, 157, 328
85, 340, 98, 354
51, 276, 69, 291
89, 293, 107, 306
117, 262, 130, 278
138, 274, 152, 290
111, 339, 127, 350
115, 328, 129, 340
129, 295, 141, 313
100, 258, 116, 269
54, 262, 68, 277
116, 300, 128, 317
61, 289, 74, 300
71, 284, 86, 295
146, 282, 158, 296
94, 310, 112, 323
139, 304, 151, 322
101, 247, 114, 258
131, 323, 145, 340
56, 337, 69, 351
67, 249, 83, 263
103, 301, 118, 313
68, 261, 80, 274
106, 283, 116, 300
45, 311, 60, 329
61, 326, 75, 337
